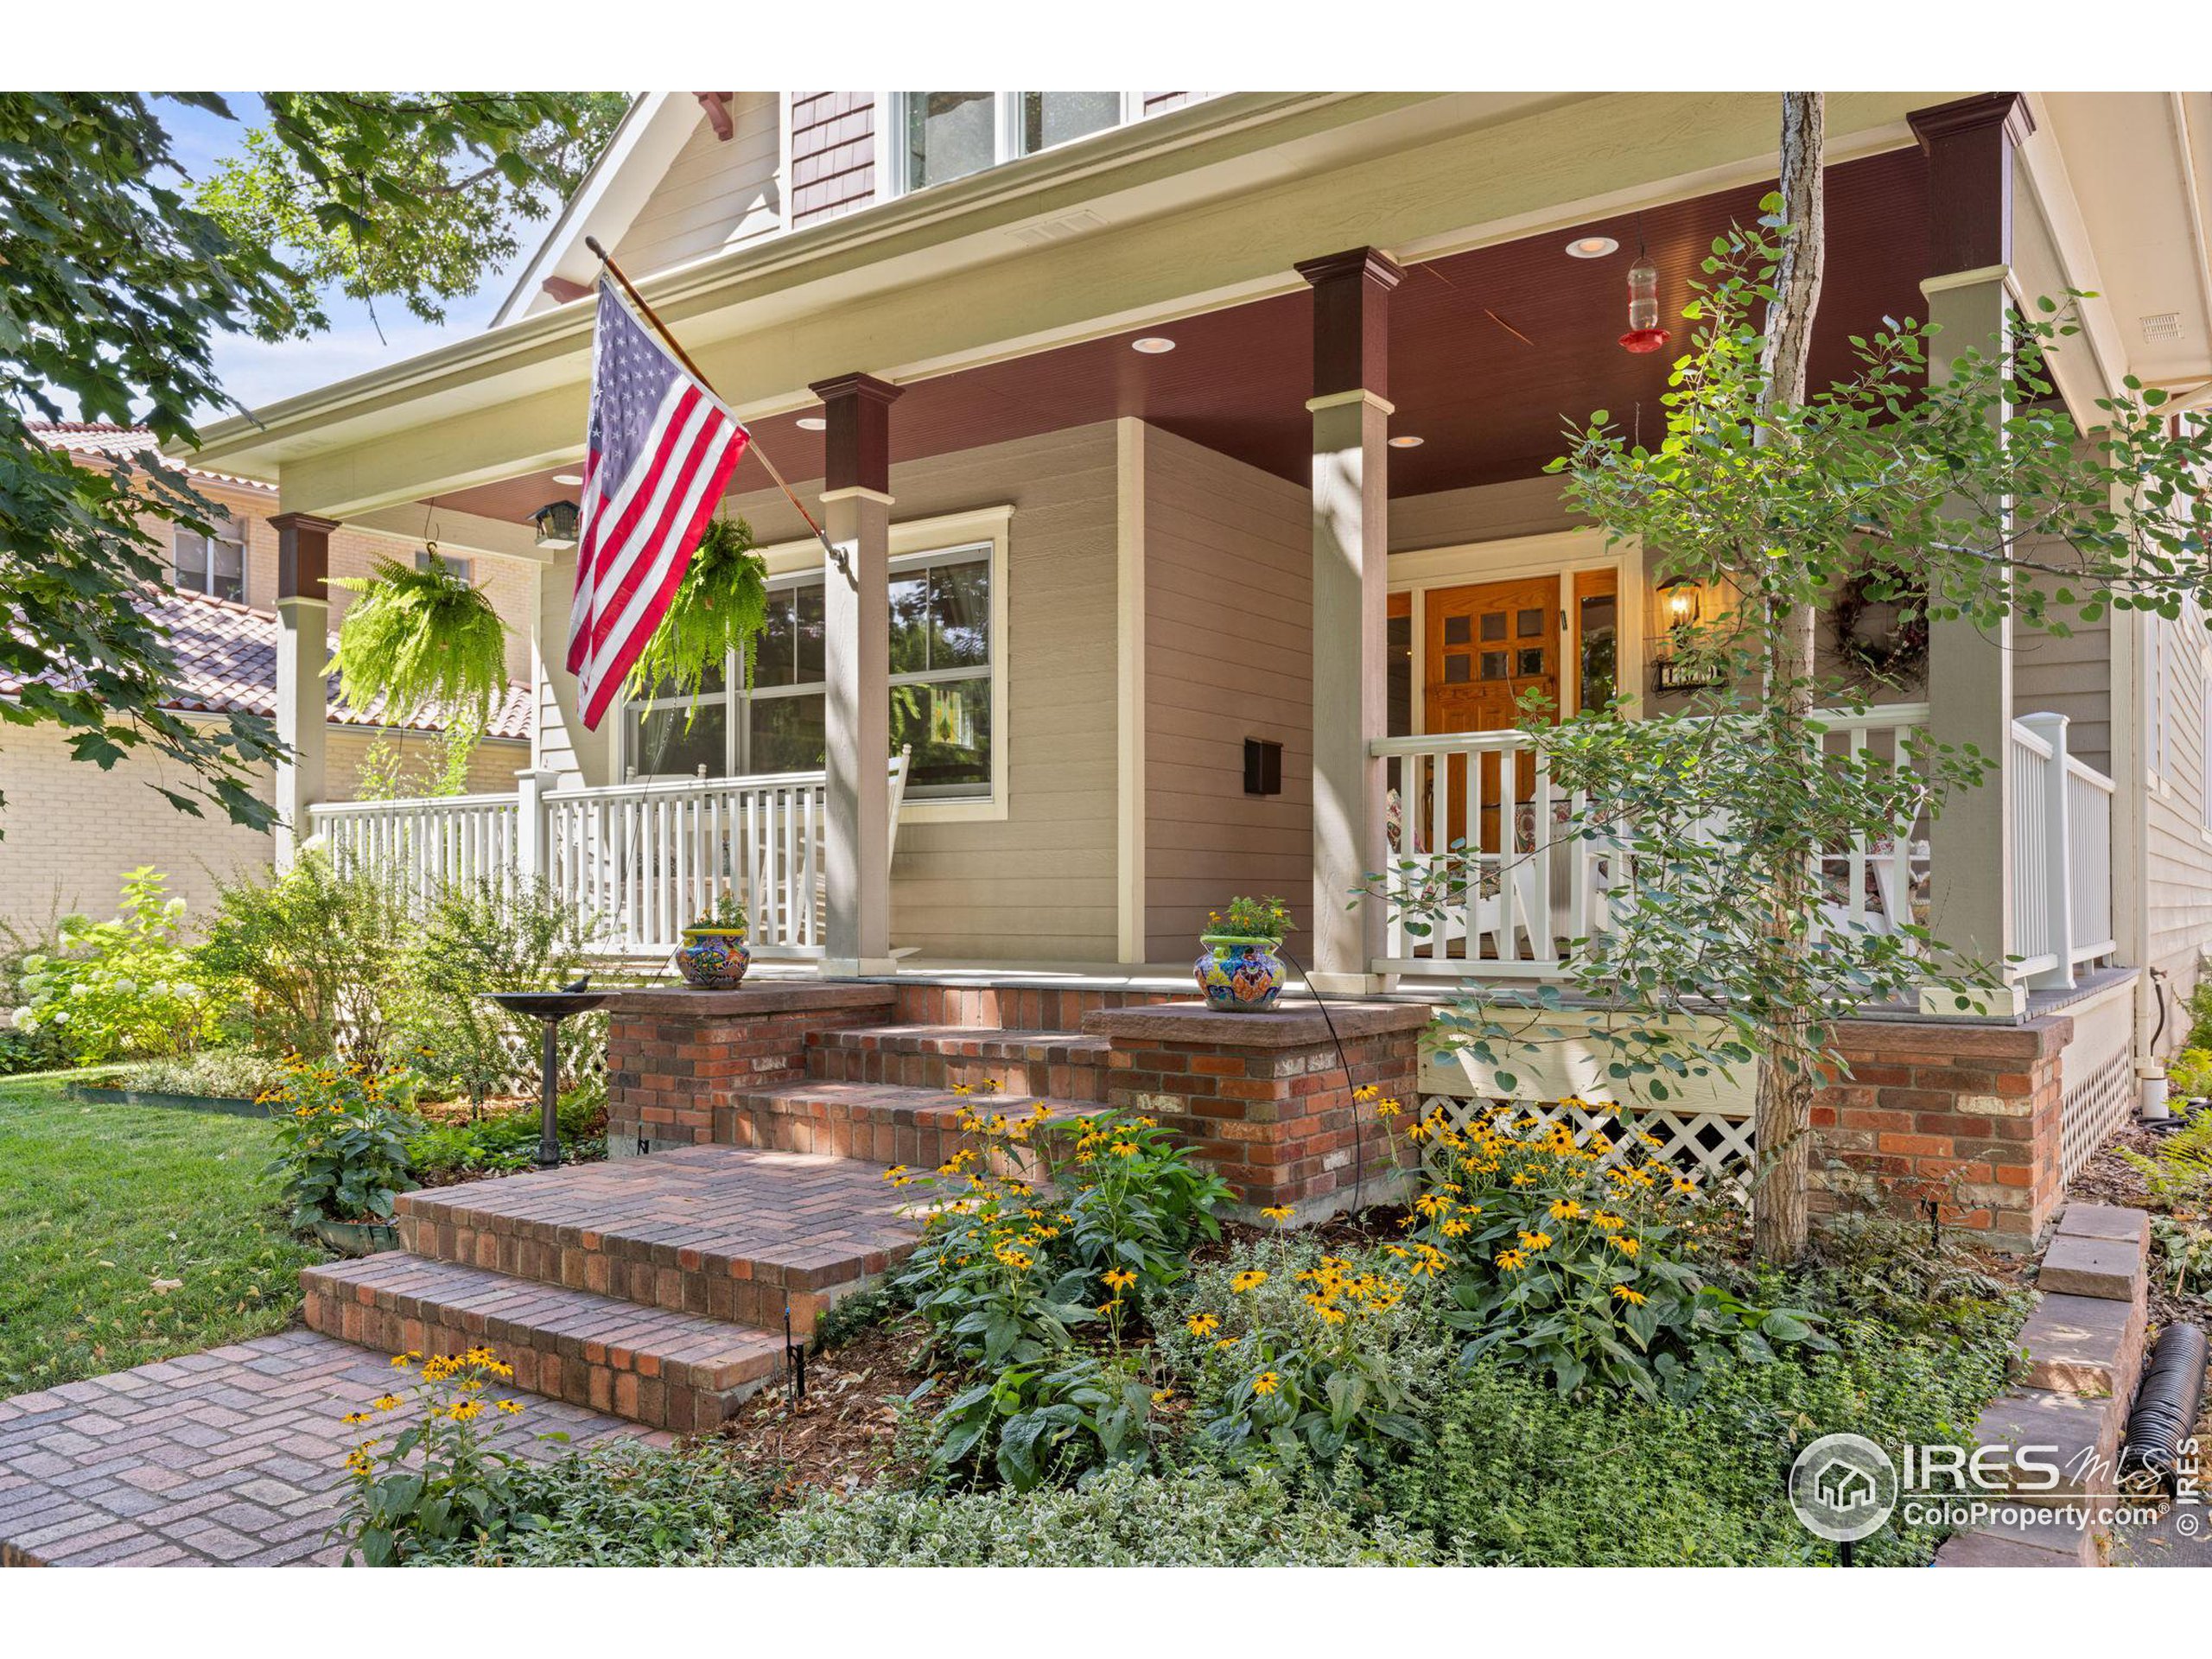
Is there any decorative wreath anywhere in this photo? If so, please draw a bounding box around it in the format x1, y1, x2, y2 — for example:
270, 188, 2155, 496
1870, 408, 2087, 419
1831, 562, 1930, 683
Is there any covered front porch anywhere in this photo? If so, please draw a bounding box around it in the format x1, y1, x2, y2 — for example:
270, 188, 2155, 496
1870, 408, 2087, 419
260, 107, 2115, 1014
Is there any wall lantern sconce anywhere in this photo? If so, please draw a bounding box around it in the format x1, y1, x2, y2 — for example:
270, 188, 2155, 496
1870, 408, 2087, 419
1658, 575, 1702, 632
532, 499, 581, 550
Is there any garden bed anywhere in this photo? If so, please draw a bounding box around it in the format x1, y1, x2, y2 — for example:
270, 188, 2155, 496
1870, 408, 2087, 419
66, 1083, 264, 1118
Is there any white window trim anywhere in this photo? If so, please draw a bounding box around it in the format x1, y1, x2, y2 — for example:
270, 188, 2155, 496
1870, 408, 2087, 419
622, 505, 1013, 823
879, 93, 1143, 202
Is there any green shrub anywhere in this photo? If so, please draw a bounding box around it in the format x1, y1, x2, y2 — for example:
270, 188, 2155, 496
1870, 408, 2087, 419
396, 876, 600, 1108
113, 1046, 287, 1100
2168, 1046, 2212, 1101
9, 869, 218, 1063
2122, 1106, 2212, 1207
0, 918, 73, 1076
264, 1057, 417, 1227
442, 1438, 771, 1567
198, 851, 414, 1065
405, 1094, 605, 1178
1354, 1293, 2024, 1567
739, 1463, 1434, 1567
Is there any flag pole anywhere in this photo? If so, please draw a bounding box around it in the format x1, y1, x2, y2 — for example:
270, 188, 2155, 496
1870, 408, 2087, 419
583, 236, 841, 562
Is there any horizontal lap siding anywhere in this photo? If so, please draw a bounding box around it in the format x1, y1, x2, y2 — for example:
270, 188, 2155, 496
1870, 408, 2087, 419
725, 423, 1122, 963
1140, 426, 1311, 961
789, 92, 875, 227
2147, 606, 2212, 999
611, 93, 783, 275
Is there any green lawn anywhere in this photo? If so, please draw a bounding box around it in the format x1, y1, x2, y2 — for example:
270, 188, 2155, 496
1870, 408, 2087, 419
0, 1075, 327, 1395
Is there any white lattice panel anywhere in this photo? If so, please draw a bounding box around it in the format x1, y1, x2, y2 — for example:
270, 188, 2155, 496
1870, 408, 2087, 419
2059, 1047, 2133, 1188
1415, 1092, 1754, 1195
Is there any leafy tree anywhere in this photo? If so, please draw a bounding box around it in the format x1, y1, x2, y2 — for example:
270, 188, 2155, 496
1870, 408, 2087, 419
196, 92, 626, 332
1399, 99, 2212, 1263
0, 92, 617, 834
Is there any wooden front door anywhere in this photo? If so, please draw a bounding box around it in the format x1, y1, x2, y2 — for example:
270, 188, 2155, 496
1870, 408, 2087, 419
1423, 575, 1558, 852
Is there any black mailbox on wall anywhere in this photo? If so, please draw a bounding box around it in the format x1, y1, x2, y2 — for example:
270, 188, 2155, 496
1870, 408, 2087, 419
1243, 738, 1283, 797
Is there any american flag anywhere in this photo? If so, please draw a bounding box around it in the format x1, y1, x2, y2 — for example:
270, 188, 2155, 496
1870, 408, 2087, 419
568, 278, 749, 729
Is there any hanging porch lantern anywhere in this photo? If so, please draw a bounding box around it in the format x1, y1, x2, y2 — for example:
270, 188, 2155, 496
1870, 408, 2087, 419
1619, 244, 1670, 354
532, 499, 581, 550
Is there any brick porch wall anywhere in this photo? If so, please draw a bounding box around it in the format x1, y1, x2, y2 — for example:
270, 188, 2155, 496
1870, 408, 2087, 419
1084, 1002, 1428, 1222
1811, 1011, 2072, 1246
604, 984, 895, 1154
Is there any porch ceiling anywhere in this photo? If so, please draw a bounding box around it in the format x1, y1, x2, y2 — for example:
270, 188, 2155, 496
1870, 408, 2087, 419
432, 145, 1932, 524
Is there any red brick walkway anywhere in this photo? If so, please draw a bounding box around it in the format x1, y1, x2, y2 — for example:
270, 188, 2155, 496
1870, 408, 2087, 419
0, 1330, 651, 1567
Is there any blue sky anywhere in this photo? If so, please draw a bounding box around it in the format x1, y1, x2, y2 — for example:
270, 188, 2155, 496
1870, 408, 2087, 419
162, 95, 537, 419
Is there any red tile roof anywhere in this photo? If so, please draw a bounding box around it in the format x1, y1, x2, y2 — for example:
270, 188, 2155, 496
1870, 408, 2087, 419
3, 586, 531, 742
30, 421, 277, 493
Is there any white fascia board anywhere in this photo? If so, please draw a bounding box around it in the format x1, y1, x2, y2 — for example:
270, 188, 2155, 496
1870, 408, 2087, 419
493, 93, 704, 328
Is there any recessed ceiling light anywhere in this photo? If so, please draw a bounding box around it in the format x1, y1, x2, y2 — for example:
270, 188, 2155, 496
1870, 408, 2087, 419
551, 472, 583, 486
1566, 235, 1619, 259
795, 416, 827, 431
1388, 435, 1425, 448
1130, 336, 1177, 354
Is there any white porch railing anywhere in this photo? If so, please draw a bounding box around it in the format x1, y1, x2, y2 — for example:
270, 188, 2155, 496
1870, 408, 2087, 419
309, 793, 522, 906
1370, 702, 2112, 985
542, 769, 826, 957
308, 752, 910, 961
2012, 710, 2117, 987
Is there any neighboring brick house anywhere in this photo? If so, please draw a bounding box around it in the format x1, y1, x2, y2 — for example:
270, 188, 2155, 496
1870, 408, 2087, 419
1, 425, 536, 931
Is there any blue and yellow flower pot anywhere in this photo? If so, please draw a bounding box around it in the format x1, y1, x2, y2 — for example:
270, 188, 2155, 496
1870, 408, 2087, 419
1195, 934, 1287, 1013
675, 927, 751, 990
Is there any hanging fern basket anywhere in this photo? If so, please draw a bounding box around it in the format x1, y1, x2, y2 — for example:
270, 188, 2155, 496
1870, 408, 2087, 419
625, 517, 771, 702
326, 552, 511, 726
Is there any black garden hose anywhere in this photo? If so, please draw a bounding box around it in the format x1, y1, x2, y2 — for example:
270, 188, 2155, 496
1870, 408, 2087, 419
2119, 1323, 2209, 1497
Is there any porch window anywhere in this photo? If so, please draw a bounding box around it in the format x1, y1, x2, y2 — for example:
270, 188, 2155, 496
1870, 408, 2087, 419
620, 543, 995, 801
893, 92, 1130, 194
174, 515, 245, 601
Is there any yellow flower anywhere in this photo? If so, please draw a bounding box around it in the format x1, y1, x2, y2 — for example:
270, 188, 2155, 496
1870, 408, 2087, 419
1611, 1285, 1648, 1305
1259, 1205, 1294, 1224
1672, 1173, 1699, 1196
1110, 1141, 1138, 1159
1187, 1313, 1220, 1338
1497, 1249, 1528, 1272
1611, 1235, 1642, 1256
497, 1399, 524, 1414
371, 1394, 401, 1413
882, 1165, 908, 1182
1353, 1084, 1379, 1102
1230, 1269, 1268, 1294
1440, 1216, 1471, 1237
1252, 1370, 1281, 1395
390, 1351, 420, 1370
1151, 1388, 1174, 1406
1374, 1096, 1404, 1118
1215, 1337, 1241, 1351
342, 1411, 372, 1426
1516, 1230, 1554, 1251
1592, 1211, 1625, 1231
1548, 1198, 1585, 1222
1102, 1268, 1137, 1291
951, 1083, 973, 1096
447, 1398, 485, 1422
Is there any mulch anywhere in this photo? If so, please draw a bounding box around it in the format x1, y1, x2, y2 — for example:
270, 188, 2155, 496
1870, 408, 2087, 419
710, 1311, 935, 1498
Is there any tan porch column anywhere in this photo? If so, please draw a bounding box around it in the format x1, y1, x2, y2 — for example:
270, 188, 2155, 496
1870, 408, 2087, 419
1910, 94, 2033, 1011
1297, 248, 1401, 994
811, 372, 901, 976
269, 512, 335, 868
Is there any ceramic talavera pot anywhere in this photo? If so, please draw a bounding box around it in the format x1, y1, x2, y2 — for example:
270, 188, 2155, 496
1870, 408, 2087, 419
1195, 934, 1287, 1013
676, 927, 751, 989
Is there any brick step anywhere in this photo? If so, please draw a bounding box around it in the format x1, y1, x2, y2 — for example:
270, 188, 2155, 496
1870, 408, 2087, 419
723, 1078, 1096, 1175
302, 1253, 785, 1434
808, 1024, 1109, 1100
393, 1146, 922, 1336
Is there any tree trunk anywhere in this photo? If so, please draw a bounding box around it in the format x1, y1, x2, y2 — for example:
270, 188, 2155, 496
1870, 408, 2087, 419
1752, 92, 1827, 1266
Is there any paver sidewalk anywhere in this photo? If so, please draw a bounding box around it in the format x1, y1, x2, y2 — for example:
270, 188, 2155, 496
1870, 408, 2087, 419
0, 1329, 650, 1567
